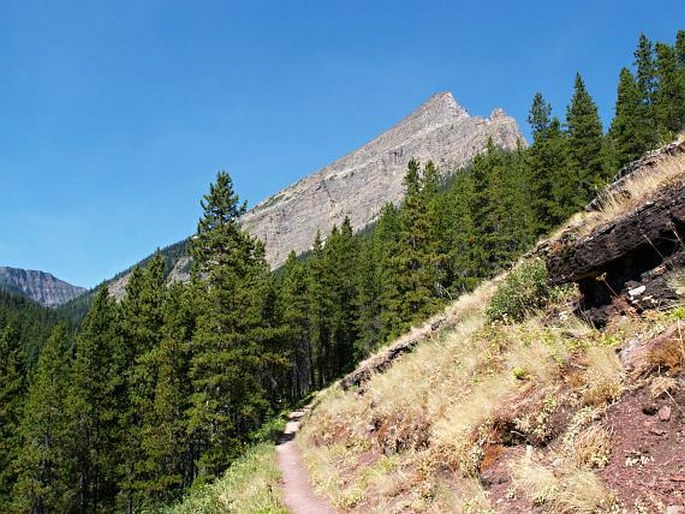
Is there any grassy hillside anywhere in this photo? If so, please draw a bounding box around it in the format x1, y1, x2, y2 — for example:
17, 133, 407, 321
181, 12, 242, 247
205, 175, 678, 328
295, 146, 685, 513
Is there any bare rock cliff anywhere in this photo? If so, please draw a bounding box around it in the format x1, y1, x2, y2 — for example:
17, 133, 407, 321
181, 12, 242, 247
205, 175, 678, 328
0, 266, 86, 307
240, 91, 524, 268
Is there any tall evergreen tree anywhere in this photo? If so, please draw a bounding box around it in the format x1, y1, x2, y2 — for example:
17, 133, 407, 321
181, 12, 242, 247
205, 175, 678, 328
188, 171, 275, 481
324, 218, 359, 375
566, 73, 605, 202
138, 282, 196, 506
117, 253, 167, 512
526, 93, 573, 232
279, 252, 313, 399
633, 33, 659, 148
383, 159, 444, 336
608, 67, 649, 169
13, 324, 73, 513
308, 231, 335, 386
0, 324, 25, 505
69, 286, 124, 513
654, 41, 685, 136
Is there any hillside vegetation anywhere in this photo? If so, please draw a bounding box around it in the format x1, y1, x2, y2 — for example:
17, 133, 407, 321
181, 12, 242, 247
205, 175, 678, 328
297, 145, 685, 512
0, 29, 683, 513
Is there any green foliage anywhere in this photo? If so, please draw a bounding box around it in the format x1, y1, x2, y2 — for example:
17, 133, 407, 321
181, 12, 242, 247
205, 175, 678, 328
486, 259, 551, 323
13, 324, 74, 513
3, 28, 685, 514
165, 443, 287, 514
566, 73, 605, 199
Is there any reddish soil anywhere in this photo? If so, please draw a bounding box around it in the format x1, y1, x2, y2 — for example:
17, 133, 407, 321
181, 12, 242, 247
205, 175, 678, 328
277, 410, 336, 514
600, 375, 685, 512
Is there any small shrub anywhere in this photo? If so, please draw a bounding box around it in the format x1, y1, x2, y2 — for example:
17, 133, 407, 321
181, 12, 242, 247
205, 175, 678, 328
512, 366, 528, 380
486, 258, 551, 323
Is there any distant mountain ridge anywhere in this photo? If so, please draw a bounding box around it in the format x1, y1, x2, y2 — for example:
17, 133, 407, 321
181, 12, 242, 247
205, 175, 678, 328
105, 91, 525, 299
0, 266, 86, 307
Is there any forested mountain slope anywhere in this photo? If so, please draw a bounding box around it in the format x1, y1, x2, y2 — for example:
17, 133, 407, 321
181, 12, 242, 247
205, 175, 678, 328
297, 138, 685, 514
1, 28, 683, 514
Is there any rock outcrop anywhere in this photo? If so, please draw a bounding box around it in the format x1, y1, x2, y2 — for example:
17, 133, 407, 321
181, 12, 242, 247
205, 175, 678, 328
241, 92, 524, 268
0, 266, 86, 307
542, 140, 685, 325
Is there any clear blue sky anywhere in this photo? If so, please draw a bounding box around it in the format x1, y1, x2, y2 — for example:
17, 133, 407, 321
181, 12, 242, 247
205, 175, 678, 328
1, 1, 682, 288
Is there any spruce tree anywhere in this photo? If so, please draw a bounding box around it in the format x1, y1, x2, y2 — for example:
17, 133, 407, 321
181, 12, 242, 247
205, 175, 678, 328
279, 252, 313, 399
188, 171, 274, 481
68, 286, 124, 513
0, 324, 25, 506
117, 253, 166, 512
324, 218, 359, 375
138, 281, 196, 506
633, 33, 659, 148
383, 159, 444, 336
654, 41, 685, 136
13, 324, 73, 513
566, 73, 604, 203
444, 169, 478, 292
609, 67, 648, 169
307, 231, 335, 386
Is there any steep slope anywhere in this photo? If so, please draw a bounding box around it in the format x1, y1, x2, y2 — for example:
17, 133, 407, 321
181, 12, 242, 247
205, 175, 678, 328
295, 142, 685, 513
0, 266, 86, 308
106, 92, 523, 299
241, 91, 523, 268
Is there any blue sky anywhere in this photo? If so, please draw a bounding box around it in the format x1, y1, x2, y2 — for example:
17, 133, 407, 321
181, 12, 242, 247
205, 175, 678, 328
1, 1, 682, 288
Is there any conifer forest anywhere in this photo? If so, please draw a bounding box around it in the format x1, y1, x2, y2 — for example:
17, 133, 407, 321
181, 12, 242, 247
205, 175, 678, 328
1, 30, 684, 513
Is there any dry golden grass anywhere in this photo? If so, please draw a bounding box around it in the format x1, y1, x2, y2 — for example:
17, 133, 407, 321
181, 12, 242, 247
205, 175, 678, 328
576, 149, 685, 237
297, 191, 685, 512
581, 345, 624, 406
297, 273, 624, 512
571, 424, 613, 469
511, 450, 617, 513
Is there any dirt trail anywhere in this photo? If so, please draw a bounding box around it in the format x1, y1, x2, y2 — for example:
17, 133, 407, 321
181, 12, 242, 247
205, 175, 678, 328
277, 410, 335, 514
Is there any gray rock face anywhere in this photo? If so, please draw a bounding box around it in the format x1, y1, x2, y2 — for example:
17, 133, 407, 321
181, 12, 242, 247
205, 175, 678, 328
0, 266, 86, 307
241, 91, 525, 268
107, 91, 525, 299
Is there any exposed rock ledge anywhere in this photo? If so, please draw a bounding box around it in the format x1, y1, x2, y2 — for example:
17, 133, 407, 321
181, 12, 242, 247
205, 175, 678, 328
541, 141, 685, 325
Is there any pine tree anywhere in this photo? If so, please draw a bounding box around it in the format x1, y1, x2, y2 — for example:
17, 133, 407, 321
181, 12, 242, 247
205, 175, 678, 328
324, 218, 359, 375
117, 253, 167, 512
654, 41, 685, 136
364, 203, 400, 349
526, 93, 572, 233
279, 252, 313, 399
608, 67, 649, 169
68, 286, 124, 513
633, 33, 659, 148
308, 231, 335, 386
188, 171, 274, 482
383, 159, 444, 336
443, 169, 478, 293
0, 324, 25, 506
566, 73, 605, 203
138, 282, 196, 506
13, 324, 73, 513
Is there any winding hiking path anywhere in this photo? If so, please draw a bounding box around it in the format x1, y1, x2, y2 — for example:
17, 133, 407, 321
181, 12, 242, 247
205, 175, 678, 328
277, 410, 335, 514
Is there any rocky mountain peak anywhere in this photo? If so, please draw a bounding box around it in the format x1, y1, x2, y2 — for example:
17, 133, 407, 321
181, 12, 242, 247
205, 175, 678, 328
0, 266, 86, 307
239, 90, 525, 268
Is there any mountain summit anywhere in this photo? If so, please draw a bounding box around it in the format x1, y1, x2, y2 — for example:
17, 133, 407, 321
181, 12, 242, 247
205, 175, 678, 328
0, 266, 86, 307
108, 92, 524, 299
240, 91, 524, 267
